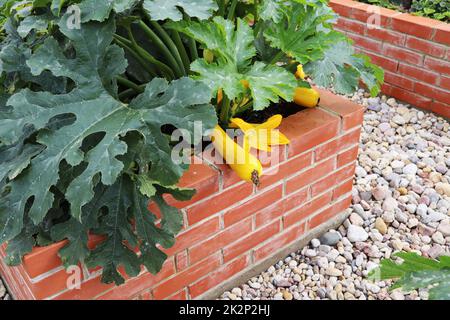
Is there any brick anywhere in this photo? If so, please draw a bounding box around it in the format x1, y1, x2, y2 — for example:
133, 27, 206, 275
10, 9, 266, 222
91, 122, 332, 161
174, 161, 219, 207
392, 13, 442, 40
441, 76, 450, 92
317, 88, 364, 131
347, 32, 383, 52
337, 145, 360, 167
281, 187, 311, 216
315, 129, 361, 162
253, 145, 287, 168
382, 83, 432, 110
414, 83, 450, 104
398, 63, 439, 85
224, 185, 283, 227
175, 250, 189, 272
286, 158, 336, 194
220, 163, 244, 189
328, 0, 361, 18
254, 187, 311, 228
405, 36, 447, 58
349, 2, 401, 27
384, 71, 415, 91
189, 217, 252, 264
254, 199, 288, 228
165, 217, 220, 256
259, 151, 312, 189
433, 23, 450, 46
424, 56, 450, 76
223, 221, 280, 262
189, 254, 250, 298
0, 258, 34, 299
284, 193, 333, 228
167, 289, 188, 300
54, 274, 114, 300
152, 254, 221, 300
333, 179, 354, 201
383, 44, 424, 66
366, 28, 406, 46
336, 17, 366, 34
361, 50, 398, 72
430, 101, 450, 119
280, 108, 340, 157
311, 163, 356, 197
253, 223, 306, 262
186, 182, 253, 226
309, 196, 352, 230
22, 241, 67, 279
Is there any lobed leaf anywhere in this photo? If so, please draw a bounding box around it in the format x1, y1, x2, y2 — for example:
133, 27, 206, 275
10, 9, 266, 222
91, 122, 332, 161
143, 0, 218, 21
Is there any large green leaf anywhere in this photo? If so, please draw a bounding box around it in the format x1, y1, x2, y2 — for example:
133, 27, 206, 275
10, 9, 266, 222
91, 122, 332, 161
0, 14, 216, 253
304, 40, 384, 96
143, 0, 218, 21
263, 2, 344, 64
78, 0, 138, 22
369, 253, 450, 300
246, 62, 297, 110
169, 17, 297, 110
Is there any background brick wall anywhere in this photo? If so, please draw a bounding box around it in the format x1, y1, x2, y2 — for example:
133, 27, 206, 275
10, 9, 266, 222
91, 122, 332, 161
330, 0, 450, 118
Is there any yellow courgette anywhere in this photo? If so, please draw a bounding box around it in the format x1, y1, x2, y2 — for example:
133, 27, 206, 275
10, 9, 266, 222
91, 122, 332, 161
293, 87, 320, 108
211, 125, 263, 185
295, 64, 306, 80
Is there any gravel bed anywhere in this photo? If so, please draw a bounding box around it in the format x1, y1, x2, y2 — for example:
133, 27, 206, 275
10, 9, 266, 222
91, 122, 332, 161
219, 90, 450, 300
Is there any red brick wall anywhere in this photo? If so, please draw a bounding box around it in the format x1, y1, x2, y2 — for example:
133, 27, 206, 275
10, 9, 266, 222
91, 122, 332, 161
0, 89, 363, 300
330, 0, 450, 118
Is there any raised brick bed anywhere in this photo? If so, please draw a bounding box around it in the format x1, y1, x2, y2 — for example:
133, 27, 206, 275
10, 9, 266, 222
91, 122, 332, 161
330, 0, 450, 118
0, 89, 363, 300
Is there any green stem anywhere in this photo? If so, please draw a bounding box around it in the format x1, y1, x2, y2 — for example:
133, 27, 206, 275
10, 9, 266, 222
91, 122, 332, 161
138, 20, 183, 78
269, 51, 285, 65
227, 0, 238, 20
148, 20, 187, 76
113, 36, 158, 77
184, 15, 198, 60
218, 0, 226, 16
119, 88, 136, 100
116, 76, 144, 93
170, 30, 191, 73
219, 94, 231, 126
115, 34, 175, 79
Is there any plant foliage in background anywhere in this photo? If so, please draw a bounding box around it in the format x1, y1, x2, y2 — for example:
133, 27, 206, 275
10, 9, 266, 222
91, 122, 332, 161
359, 0, 449, 21
369, 252, 450, 300
0, 0, 383, 286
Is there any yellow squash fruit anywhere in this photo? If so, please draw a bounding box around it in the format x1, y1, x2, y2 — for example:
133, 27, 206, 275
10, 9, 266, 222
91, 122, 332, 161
211, 125, 263, 185
293, 87, 320, 108
229, 115, 290, 152
295, 64, 306, 80
217, 88, 223, 105
240, 79, 250, 89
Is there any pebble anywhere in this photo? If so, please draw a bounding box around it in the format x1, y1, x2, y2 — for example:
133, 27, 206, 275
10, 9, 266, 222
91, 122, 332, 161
347, 225, 369, 242
382, 197, 398, 212
375, 218, 388, 234
310, 238, 320, 248
283, 291, 293, 300
349, 213, 364, 226
319, 231, 341, 246
437, 220, 450, 237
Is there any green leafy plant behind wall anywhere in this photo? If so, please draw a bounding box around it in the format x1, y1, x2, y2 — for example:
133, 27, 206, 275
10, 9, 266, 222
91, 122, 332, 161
0, 0, 383, 286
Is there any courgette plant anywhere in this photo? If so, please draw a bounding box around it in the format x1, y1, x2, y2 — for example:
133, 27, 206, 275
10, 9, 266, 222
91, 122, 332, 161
0, 0, 383, 286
